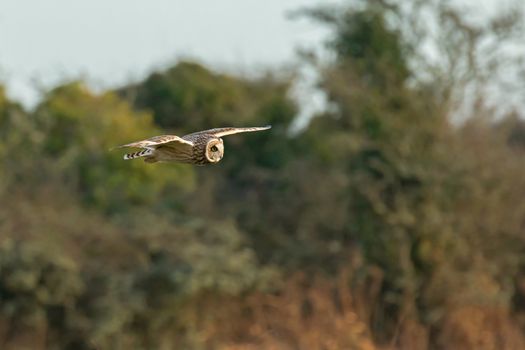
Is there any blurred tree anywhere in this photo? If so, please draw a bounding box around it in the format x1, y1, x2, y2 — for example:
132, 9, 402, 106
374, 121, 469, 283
119, 62, 258, 131
0, 85, 37, 194
293, 0, 525, 341
0, 239, 84, 349
33, 82, 195, 212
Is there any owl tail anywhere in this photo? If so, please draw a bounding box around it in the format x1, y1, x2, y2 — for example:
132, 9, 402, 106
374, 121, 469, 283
123, 149, 154, 160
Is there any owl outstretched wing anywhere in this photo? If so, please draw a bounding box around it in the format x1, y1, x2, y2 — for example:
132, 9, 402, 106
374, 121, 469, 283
189, 125, 271, 138
116, 135, 193, 149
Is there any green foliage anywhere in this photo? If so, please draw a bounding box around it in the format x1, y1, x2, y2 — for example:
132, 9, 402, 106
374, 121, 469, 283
33, 82, 195, 211
133, 219, 277, 298
120, 62, 256, 131
0, 238, 84, 349
305, 6, 409, 85
0, 86, 36, 192
0, 239, 83, 315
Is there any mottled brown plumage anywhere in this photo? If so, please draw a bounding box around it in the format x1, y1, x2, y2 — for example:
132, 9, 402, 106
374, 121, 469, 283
116, 126, 271, 165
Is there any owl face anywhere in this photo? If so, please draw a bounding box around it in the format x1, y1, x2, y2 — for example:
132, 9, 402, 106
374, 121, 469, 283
205, 138, 224, 163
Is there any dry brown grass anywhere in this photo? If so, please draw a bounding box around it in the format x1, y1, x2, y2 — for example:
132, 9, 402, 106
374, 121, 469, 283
438, 305, 525, 350
189, 270, 376, 350
187, 268, 525, 350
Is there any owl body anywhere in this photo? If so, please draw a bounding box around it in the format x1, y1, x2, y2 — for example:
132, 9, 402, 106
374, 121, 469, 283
154, 132, 224, 165
116, 126, 270, 165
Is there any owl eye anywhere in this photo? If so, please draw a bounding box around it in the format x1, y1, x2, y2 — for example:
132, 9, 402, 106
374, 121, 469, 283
210, 145, 218, 152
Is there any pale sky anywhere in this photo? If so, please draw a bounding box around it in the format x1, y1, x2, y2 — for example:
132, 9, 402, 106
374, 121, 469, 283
0, 0, 338, 107
0, 0, 521, 122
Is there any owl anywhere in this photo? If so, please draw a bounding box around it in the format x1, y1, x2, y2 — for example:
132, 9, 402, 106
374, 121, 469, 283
116, 126, 271, 165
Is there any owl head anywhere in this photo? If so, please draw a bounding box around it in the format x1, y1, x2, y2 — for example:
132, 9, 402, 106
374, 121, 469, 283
205, 138, 224, 163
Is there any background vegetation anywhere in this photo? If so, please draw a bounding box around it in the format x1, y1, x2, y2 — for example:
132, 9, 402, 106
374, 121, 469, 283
1, 1, 525, 349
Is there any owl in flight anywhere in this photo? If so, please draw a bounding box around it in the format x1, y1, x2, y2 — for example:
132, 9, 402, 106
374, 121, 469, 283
116, 126, 271, 165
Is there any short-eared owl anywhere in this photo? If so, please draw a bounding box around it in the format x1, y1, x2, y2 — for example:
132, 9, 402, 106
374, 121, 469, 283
116, 126, 271, 165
